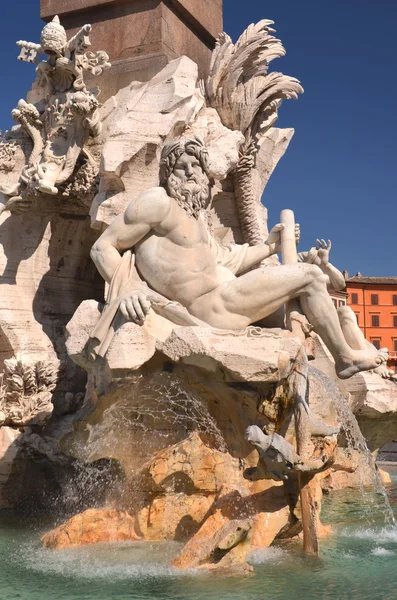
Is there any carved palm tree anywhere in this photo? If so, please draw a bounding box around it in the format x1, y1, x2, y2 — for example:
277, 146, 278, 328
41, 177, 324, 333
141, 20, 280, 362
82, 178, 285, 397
205, 20, 303, 245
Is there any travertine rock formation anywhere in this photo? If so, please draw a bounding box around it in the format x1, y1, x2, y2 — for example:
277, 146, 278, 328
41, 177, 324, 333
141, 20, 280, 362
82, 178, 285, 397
54, 310, 340, 569
0, 426, 22, 509
41, 508, 141, 549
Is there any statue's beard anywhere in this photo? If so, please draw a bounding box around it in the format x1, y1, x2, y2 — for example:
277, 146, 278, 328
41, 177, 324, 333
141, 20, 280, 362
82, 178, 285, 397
167, 172, 211, 220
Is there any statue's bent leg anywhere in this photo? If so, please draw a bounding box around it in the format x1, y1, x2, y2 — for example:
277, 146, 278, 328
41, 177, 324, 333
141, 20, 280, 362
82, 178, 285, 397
190, 263, 319, 329
337, 306, 393, 379
337, 305, 371, 351
189, 263, 387, 379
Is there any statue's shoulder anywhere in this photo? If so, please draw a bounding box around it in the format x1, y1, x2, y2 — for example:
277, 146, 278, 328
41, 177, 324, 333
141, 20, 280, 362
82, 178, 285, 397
134, 186, 168, 203
125, 186, 171, 224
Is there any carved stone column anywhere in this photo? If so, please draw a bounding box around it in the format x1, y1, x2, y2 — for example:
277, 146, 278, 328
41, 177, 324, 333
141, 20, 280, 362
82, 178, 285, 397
40, 0, 223, 100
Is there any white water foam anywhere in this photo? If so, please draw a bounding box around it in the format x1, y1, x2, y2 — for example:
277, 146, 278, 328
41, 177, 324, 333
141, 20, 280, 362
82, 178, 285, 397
339, 525, 397, 544
248, 547, 287, 565
339, 551, 356, 559
371, 547, 395, 556
14, 540, 188, 581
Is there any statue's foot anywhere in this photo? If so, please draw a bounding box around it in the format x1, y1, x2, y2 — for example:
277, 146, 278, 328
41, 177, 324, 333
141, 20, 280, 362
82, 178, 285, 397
336, 348, 388, 379
373, 364, 397, 382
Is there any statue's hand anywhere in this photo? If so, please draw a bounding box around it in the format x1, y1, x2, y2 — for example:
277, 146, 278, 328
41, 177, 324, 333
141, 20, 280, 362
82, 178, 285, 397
302, 247, 321, 266
267, 223, 300, 254
119, 292, 151, 325
316, 238, 331, 267
266, 223, 283, 254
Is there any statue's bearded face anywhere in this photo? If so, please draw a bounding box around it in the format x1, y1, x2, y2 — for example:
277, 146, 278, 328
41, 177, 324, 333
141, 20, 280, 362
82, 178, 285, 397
167, 152, 211, 219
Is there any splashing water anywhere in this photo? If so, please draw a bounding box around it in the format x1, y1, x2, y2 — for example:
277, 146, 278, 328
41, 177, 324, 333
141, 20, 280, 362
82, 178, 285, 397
74, 371, 227, 469
309, 366, 395, 525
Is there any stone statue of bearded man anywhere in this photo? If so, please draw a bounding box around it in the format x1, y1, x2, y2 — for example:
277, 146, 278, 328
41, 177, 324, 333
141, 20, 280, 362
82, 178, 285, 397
159, 137, 212, 221
90, 137, 386, 379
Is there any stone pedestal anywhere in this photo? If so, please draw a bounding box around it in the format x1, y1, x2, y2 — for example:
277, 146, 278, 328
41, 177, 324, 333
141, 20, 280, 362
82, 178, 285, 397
40, 0, 223, 100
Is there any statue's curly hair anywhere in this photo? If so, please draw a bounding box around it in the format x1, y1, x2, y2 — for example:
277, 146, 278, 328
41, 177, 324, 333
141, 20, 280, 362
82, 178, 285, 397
159, 136, 211, 188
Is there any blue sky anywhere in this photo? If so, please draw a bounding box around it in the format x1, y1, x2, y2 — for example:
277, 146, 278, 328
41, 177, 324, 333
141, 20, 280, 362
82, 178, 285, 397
1, 1, 396, 276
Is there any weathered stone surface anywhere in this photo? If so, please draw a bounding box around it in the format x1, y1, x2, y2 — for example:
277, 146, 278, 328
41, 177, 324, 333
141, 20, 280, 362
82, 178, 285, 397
65, 300, 161, 373
138, 431, 242, 493
0, 427, 22, 509
320, 466, 391, 491
158, 327, 301, 383
0, 212, 101, 397
172, 486, 289, 571
319, 447, 392, 491
136, 494, 215, 542
41, 508, 141, 549
60, 367, 273, 471
91, 57, 203, 230
41, 0, 223, 41
185, 108, 244, 179
172, 515, 254, 571
253, 127, 295, 196
66, 300, 302, 386
379, 468, 392, 485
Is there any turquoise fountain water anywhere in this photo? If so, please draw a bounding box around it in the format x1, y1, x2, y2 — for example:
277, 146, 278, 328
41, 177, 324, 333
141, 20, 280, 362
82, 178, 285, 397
1, 469, 396, 600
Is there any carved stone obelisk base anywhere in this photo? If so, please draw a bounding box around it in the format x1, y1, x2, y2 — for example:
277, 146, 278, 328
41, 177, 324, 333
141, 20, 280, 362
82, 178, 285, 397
40, 0, 223, 100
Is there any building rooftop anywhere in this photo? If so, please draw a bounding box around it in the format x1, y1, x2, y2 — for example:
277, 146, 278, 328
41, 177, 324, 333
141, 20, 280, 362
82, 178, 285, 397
346, 276, 397, 285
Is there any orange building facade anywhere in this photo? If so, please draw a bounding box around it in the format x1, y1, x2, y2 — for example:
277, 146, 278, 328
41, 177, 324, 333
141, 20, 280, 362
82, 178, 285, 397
345, 275, 397, 372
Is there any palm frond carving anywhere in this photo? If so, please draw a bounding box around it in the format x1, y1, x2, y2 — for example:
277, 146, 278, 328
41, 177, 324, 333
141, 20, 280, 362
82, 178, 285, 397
206, 20, 303, 147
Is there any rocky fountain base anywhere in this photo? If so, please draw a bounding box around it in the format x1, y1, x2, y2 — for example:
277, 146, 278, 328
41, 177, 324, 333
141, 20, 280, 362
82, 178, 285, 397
29, 307, 348, 573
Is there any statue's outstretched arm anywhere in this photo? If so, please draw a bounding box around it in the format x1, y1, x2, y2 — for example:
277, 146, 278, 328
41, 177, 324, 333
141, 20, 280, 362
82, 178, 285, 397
91, 188, 170, 284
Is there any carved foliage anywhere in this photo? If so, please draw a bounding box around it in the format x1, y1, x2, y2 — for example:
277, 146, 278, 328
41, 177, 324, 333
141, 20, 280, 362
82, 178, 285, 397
205, 20, 303, 147
205, 20, 303, 245
0, 141, 18, 172
0, 359, 57, 426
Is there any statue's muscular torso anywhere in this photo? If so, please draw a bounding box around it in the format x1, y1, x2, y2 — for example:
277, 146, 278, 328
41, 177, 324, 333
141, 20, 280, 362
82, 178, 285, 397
126, 187, 235, 307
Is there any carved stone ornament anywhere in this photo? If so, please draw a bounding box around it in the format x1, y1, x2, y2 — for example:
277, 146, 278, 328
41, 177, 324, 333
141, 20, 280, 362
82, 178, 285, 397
0, 358, 58, 427
0, 140, 18, 172
3, 16, 111, 212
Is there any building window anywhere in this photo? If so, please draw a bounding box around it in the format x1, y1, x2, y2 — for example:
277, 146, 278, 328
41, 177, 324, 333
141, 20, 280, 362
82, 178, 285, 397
393, 295, 397, 306
393, 315, 397, 328
355, 313, 359, 325
371, 294, 378, 305
371, 339, 381, 350
351, 293, 358, 304
332, 298, 337, 308
394, 340, 397, 353
371, 315, 380, 327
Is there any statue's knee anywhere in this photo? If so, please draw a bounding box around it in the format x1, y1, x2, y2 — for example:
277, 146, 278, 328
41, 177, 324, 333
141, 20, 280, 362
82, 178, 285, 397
304, 263, 325, 284
337, 304, 355, 323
